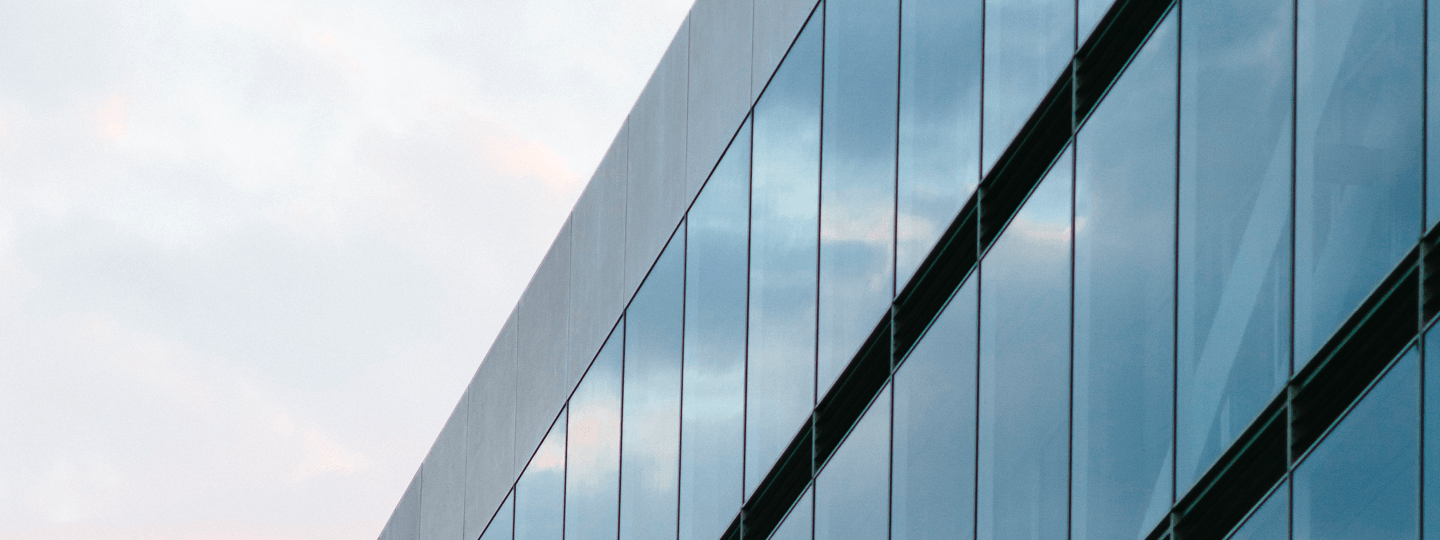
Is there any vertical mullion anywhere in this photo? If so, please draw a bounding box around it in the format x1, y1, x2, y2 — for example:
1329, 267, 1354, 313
1172, 0, 1183, 515
617, 317, 626, 540
676, 221, 687, 540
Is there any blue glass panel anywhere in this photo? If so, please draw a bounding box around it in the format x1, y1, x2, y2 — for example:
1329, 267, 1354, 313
1425, 328, 1440, 538
566, 326, 622, 540
1225, 483, 1288, 540
1295, 0, 1423, 365
481, 491, 515, 540
680, 119, 749, 540
818, 0, 897, 394
1430, 1, 1440, 231
815, 386, 890, 540
982, 0, 1074, 172
1073, 14, 1176, 540
1078, 0, 1114, 42
1294, 348, 1419, 540
978, 149, 1071, 540
893, 278, 977, 540
770, 488, 814, 540
621, 235, 684, 540
748, 13, 821, 499
517, 410, 566, 540
1177, 0, 1293, 494
897, 0, 981, 285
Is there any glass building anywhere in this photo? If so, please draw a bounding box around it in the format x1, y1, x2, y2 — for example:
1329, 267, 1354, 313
379, 0, 1440, 539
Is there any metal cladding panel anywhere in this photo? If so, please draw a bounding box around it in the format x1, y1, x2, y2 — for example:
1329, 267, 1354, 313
389, 470, 423, 540
687, 0, 753, 203
514, 218, 573, 475
568, 125, 629, 389
625, 18, 691, 301
753, 0, 819, 102
464, 314, 518, 540
420, 392, 467, 540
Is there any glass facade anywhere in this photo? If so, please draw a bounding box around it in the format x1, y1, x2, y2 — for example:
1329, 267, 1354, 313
450, 1, 1440, 540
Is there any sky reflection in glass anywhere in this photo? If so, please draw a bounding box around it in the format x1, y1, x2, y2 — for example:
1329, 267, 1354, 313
748, 12, 821, 500
897, 0, 980, 284
566, 327, 622, 540
1177, 0, 1293, 494
1295, 0, 1423, 366
621, 235, 683, 540
680, 119, 749, 540
978, 148, 1071, 540
818, 0, 897, 396
1073, 14, 1176, 539
517, 410, 565, 540
893, 277, 976, 540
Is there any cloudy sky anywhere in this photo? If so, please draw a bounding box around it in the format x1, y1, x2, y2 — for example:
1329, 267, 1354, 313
0, 0, 691, 538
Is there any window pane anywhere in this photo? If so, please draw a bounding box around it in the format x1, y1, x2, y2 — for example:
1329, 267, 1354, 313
893, 278, 977, 540
1225, 483, 1288, 540
517, 410, 566, 540
1177, 0, 1293, 493
1293, 348, 1418, 540
1295, 0, 1423, 365
978, 149, 1071, 540
680, 119, 749, 540
770, 488, 814, 540
567, 326, 622, 540
815, 386, 890, 540
1429, 1, 1440, 230
481, 491, 515, 540
982, 0, 1073, 173
1078, 0, 1114, 41
818, 0, 897, 393
1424, 328, 1440, 537
748, 13, 821, 499
897, 0, 981, 285
1073, 14, 1176, 540
621, 235, 684, 540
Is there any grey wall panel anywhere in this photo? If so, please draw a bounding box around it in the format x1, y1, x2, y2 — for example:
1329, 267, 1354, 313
391, 470, 423, 540
568, 125, 629, 390
626, 18, 690, 299
464, 314, 518, 540
753, 0, 820, 102
514, 217, 573, 478
687, 0, 753, 203
420, 392, 467, 540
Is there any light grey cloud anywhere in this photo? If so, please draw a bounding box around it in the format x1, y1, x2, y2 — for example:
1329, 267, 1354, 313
0, 0, 692, 537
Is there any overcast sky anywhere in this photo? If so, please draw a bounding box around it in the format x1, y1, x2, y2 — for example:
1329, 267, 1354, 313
0, 0, 692, 538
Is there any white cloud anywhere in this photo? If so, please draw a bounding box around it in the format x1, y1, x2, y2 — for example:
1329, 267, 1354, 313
0, 0, 693, 537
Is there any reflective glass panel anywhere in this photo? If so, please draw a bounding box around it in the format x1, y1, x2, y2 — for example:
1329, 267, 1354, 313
1073, 14, 1176, 540
517, 410, 566, 540
1293, 348, 1419, 540
978, 149, 1071, 540
567, 326, 622, 540
480, 491, 514, 540
1225, 483, 1288, 540
818, 0, 897, 393
1078, 0, 1114, 41
1295, 0, 1423, 365
893, 278, 977, 540
1177, 0, 1293, 493
1425, 328, 1440, 537
815, 386, 890, 540
897, 0, 981, 285
748, 13, 821, 498
770, 488, 814, 540
621, 235, 684, 540
680, 119, 750, 540
982, 0, 1074, 172
1430, 1, 1440, 230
